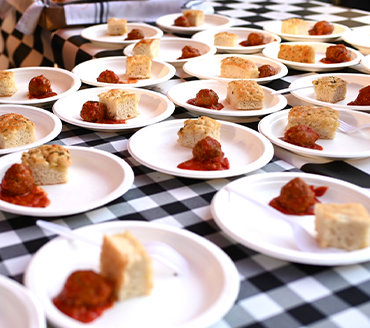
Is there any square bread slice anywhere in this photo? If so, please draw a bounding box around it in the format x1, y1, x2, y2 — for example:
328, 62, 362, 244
100, 230, 153, 301
281, 18, 309, 35
0, 113, 35, 149
126, 54, 152, 79
278, 44, 316, 63
0, 71, 18, 97
183, 9, 204, 26
214, 32, 238, 47
220, 56, 259, 79
312, 76, 348, 103
226, 80, 265, 110
107, 17, 127, 35
133, 38, 160, 59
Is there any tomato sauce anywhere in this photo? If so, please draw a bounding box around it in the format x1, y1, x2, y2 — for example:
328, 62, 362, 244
348, 85, 370, 105
186, 98, 224, 110
0, 186, 50, 207
53, 270, 115, 323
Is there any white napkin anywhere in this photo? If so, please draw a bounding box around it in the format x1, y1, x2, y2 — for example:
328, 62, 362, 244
15, 0, 44, 35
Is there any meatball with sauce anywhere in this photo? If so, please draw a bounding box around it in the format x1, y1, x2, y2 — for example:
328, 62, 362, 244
125, 29, 144, 40
258, 64, 277, 78
194, 89, 219, 107
284, 125, 320, 148
80, 101, 107, 122
174, 15, 190, 27
323, 44, 351, 63
275, 177, 316, 214
1, 163, 34, 196
309, 21, 334, 35
348, 85, 370, 106
178, 45, 201, 59
97, 70, 121, 83
29, 75, 55, 98
193, 136, 224, 161
240, 33, 264, 46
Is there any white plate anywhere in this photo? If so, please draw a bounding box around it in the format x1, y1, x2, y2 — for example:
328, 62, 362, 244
289, 73, 370, 110
128, 118, 274, 179
262, 42, 363, 72
156, 13, 234, 36
263, 20, 350, 42
342, 26, 370, 55
24, 220, 240, 328
167, 80, 287, 121
258, 108, 370, 159
124, 38, 217, 67
192, 27, 281, 54
53, 86, 175, 132
0, 104, 62, 155
0, 275, 46, 328
0, 146, 134, 216
211, 172, 370, 266
72, 56, 176, 88
81, 23, 163, 48
0, 67, 81, 108
360, 54, 370, 74
183, 54, 288, 85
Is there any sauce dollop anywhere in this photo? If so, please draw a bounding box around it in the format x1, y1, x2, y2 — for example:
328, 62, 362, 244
186, 89, 224, 110
258, 64, 277, 78
347, 85, 370, 106
178, 136, 230, 171
178, 45, 201, 59
281, 125, 323, 150
28, 75, 57, 99
53, 270, 115, 323
97, 69, 137, 84
124, 28, 144, 40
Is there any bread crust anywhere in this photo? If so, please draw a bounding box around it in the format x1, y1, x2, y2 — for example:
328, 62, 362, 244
226, 80, 265, 110
214, 32, 238, 47
278, 44, 316, 63
221, 56, 259, 79
281, 18, 308, 35
0, 113, 35, 149
312, 76, 348, 103
0, 71, 18, 97
107, 17, 127, 35
126, 54, 152, 79
133, 38, 160, 59
183, 9, 205, 26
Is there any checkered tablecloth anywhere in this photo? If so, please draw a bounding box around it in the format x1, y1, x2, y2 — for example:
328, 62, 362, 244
1, 1, 370, 328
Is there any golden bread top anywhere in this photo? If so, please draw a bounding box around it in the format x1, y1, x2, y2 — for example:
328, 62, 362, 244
227, 80, 264, 101
312, 76, 348, 88
315, 203, 370, 223
221, 56, 257, 70
288, 106, 339, 120
98, 89, 133, 101
0, 113, 35, 137
22, 144, 71, 169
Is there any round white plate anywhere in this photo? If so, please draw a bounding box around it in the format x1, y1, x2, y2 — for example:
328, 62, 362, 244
72, 56, 176, 88
0, 275, 46, 328
289, 73, 370, 110
192, 27, 281, 54
156, 13, 234, 36
258, 108, 370, 159
53, 86, 175, 132
262, 42, 363, 72
167, 80, 287, 122
183, 54, 288, 85
342, 26, 370, 55
124, 38, 217, 67
0, 146, 134, 216
211, 172, 370, 266
24, 220, 240, 328
0, 67, 81, 108
0, 104, 62, 155
263, 20, 350, 42
360, 54, 370, 74
81, 23, 163, 48
128, 118, 274, 179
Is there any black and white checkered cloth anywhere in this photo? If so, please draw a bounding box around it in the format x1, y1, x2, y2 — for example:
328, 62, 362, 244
1, 1, 370, 328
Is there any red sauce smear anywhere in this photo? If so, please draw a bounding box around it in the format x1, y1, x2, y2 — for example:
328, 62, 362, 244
347, 85, 370, 106
178, 136, 230, 171
53, 270, 115, 323
0, 186, 50, 207
281, 125, 323, 150
186, 98, 224, 110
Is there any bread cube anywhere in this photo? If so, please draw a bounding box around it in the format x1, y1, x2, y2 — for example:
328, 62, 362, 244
183, 9, 204, 26
126, 54, 152, 79
133, 38, 160, 59
220, 56, 259, 79
226, 80, 264, 110
107, 17, 127, 35
312, 76, 348, 103
0, 113, 35, 149
278, 44, 316, 63
0, 71, 17, 97
214, 32, 238, 47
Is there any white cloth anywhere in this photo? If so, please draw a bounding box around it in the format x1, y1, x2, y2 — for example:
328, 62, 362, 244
15, 0, 44, 34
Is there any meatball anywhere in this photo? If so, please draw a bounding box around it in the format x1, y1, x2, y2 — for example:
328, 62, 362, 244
29, 75, 53, 97
276, 177, 316, 214
247, 33, 264, 46
284, 125, 320, 148
348, 85, 370, 106
125, 29, 144, 40
97, 70, 120, 83
174, 15, 190, 27
309, 21, 334, 35
178, 45, 201, 59
193, 136, 223, 161
194, 89, 219, 107
324, 44, 351, 63
258, 64, 277, 78
80, 101, 107, 122
1, 163, 34, 196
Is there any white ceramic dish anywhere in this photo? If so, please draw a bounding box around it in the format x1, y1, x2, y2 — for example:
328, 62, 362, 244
81, 23, 163, 48
342, 26, 370, 55
0, 67, 81, 108
262, 42, 363, 72
156, 13, 234, 36
0, 274, 46, 328
72, 56, 176, 88
211, 172, 370, 266
124, 38, 217, 67
0, 146, 134, 216
360, 54, 370, 74
192, 27, 281, 54
24, 220, 240, 328
263, 20, 350, 42
289, 73, 370, 110
128, 118, 274, 179
183, 54, 288, 84
258, 108, 370, 159
0, 104, 62, 155
53, 86, 175, 132
167, 80, 287, 122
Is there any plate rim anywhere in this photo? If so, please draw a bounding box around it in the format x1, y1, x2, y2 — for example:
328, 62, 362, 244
211, 171, 370, 266
24, 220, 240, 328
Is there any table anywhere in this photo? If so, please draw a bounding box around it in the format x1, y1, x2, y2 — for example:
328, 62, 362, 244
2, 1, 370, 328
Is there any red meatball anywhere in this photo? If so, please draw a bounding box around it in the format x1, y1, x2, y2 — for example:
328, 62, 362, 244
348, 85, 370, 105
309, 21, 334, 35
80, 101, 107, 122
1, 163, 34, 196
29, 75, 53, 97
276, 177, 316, 214
193, 136, 223, 161
125, 29, 144, 40
178, 45, 201, 59
97, 70, 120, 83
194, 89, 219, 107
247, 33, 264, 46
258, 64, 277, 78
324, 44, 351, 63
284, 125, 320, 148
174, 15, 190, 27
